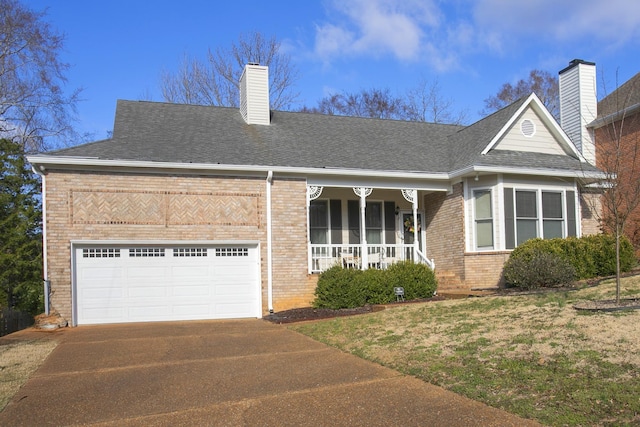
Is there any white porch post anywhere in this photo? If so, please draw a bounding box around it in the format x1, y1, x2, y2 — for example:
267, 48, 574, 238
307, 186, 323, 273
360, 191, 368, 270
413, 197, 419, 258
353, 187, 372, 270
402, 189, 419, 261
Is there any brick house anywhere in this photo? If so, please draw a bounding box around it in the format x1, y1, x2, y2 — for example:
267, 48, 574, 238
581, 65, 640, 250
28, 64, 603, 326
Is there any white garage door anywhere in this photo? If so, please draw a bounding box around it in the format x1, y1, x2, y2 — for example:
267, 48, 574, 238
74, 245, 260, 325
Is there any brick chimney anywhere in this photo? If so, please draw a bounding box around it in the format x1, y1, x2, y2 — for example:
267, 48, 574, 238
239, 63, 270, 125
559, 59, 597, 164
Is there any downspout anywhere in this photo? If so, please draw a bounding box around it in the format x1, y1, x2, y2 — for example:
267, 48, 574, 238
266, 171, 274, 313
31, 165, 49, 315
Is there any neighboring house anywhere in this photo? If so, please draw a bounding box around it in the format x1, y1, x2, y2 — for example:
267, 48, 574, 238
582, 65, 640, 250
28, 63, 603, 326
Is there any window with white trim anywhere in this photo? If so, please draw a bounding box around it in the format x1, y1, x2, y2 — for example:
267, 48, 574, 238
473, 190, 493, 249
309, 200, 328, 244
215, 247, 249, 257
542, 192, 564, 239
82, 248, 120, 258
365, 202, 383, 244
516, 190, 538, 246
173, 248, 207, 257
504, 188, 574, 249
129, 248, 165, 257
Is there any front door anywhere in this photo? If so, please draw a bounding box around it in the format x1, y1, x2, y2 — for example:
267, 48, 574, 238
402, 213, 422, 245
400, 212, 423, 260
399, 211, 422, 260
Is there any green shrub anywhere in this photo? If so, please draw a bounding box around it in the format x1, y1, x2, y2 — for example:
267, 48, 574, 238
582, 234, 635, 276
313, 262, 437, 309
362, 268, 393, 305
505, 234, 636, 286
386, 261, 437, 300
504, 250, 576, 289
313, 266, 365, 309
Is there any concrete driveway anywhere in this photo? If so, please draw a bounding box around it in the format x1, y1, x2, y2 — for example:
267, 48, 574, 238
0, 320, 539, 426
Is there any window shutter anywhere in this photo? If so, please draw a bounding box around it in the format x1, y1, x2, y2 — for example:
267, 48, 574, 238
504, 188, 515, 249
330, 200, 342, 244
384, 201, 396, 244
348, 200, 360, 244
566, 191, 576, 237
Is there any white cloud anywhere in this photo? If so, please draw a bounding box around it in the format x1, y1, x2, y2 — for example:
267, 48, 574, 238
473, 0, 640, 49
314, 0, 442, 62
311, 0, 640, 73
314, 24, 355, 59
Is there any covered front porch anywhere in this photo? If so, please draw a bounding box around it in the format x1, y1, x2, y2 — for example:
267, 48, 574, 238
307, 184, 445, 273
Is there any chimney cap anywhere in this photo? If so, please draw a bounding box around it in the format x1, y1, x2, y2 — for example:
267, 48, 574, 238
559, 59, 596, 75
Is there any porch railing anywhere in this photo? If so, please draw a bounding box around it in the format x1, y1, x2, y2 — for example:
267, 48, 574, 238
310, 244, 435, 273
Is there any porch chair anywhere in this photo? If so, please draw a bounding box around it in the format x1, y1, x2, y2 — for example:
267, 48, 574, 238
341, 252, 361, 269
381, 251, 396, 269
367, 252, 381, 269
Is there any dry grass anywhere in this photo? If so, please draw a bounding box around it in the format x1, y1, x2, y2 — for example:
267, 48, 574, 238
293, 275, 640, 426
0, 338, 57, 411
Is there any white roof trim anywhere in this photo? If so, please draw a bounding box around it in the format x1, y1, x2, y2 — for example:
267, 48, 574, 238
28, 154, 605, 183
480, 93, 583, 160
449, 165, 606, 181
26, 155, 451, 181
588, 103, 640, 129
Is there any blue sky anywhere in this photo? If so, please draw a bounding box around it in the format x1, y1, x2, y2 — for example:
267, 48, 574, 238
23, 0, 640, 142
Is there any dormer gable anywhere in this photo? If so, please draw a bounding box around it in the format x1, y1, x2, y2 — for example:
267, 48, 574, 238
481, 93, 582, 160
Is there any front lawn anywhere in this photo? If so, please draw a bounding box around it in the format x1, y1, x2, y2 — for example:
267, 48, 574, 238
292, 276, 640, 426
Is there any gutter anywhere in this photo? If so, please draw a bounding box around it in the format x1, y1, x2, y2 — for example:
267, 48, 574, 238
31, 165, 49, 315
27, 155, 607, 183
25, 155, 451, 181
587, 103, 640, 129
448, 165, 607, 181
266, 171, 274, 313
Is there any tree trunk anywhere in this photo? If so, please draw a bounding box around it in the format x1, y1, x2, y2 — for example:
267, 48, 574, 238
616, 227, 621, 305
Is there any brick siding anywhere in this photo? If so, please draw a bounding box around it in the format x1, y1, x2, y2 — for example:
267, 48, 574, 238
463, 252, 510, 289
44, 170, 311, 322
424, 183, 466, 287
596, 111, 640, 252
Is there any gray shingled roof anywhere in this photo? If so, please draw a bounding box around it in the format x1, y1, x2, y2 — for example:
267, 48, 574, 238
446, 97, 528, 171
598, 72, 640, 118
52, 101, 462, 173
47, 98, 597, 175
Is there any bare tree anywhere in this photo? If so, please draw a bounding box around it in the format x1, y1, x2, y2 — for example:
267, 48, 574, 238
160, 31, 299, 110
302, 88, 406, 120
483, 69, 559, 120
591, 71, 640, 304
303, 82, 467, 124
0, 0, 81, 152
404, 77, 468, 124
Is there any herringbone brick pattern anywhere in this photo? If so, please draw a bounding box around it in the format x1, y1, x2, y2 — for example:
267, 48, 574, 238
71, 189, 261, 226
71, 190, 165, 224
168, 193, 260, 226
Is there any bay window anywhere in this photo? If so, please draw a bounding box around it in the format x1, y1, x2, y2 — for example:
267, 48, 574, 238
504, 188, 576, 249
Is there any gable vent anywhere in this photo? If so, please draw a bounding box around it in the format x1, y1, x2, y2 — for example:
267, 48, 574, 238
520, 119, 536, 137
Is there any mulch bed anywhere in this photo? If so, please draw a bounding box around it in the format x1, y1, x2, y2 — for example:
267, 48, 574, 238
573, 298, 640, 312
264, 295, 446, 324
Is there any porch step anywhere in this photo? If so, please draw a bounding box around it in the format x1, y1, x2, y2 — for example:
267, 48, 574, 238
435, 270, 465, 292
